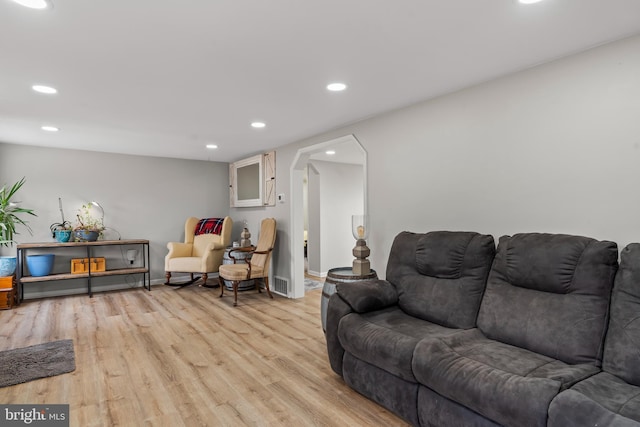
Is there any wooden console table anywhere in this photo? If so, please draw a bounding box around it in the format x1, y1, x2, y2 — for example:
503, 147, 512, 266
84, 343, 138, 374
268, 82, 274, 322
16, 239, 150, 300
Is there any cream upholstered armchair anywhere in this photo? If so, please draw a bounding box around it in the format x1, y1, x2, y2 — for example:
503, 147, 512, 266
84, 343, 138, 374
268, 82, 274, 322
165, 216, 233, 287
218, 218, 276, 306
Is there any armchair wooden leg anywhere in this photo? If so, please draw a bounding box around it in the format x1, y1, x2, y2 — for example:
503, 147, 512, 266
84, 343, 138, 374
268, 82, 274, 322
233, 281, 239, 306
219, 276, 225, 297
164, 272, 171, 285
264, 277, 274, 299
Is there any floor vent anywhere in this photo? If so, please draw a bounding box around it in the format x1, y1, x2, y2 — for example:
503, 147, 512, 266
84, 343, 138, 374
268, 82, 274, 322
273, 276, 289, 296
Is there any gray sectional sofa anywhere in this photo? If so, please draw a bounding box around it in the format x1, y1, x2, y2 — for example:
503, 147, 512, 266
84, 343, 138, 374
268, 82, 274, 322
326, 231, 640, 426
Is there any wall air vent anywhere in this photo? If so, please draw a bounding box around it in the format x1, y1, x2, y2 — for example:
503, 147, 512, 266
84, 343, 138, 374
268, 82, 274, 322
273, 276, 289, 296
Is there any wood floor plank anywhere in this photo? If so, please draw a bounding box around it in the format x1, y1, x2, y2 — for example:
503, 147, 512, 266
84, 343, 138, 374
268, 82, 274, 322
0, 285, 409, 426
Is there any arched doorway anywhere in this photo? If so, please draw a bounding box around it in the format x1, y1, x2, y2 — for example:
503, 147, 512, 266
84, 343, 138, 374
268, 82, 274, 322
289, 134, 367, 298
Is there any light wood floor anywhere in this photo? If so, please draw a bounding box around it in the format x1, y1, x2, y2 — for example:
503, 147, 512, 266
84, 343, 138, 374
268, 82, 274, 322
0, 284, 409, 427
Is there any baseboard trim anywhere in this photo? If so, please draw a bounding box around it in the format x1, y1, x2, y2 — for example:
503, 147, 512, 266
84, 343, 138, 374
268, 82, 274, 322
307, 270, 327, 278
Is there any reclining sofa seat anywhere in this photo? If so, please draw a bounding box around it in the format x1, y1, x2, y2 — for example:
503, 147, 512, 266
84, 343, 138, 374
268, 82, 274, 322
549, 243, 640, 427
326, 231, 496, 425
413, 233, 618, 427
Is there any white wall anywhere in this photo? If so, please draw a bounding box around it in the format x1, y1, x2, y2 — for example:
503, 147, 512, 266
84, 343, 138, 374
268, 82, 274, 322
361, 33, 640, 274
0, 143, 229, 297
233, 33, 640, 289
307, 164, 321, 275
8, 32, 638, 298
308, 160, 364, 276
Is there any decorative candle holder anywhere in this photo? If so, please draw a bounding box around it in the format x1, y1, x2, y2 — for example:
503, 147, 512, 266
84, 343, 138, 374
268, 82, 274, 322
240, 221, 252, 247
352, 215, 371, 275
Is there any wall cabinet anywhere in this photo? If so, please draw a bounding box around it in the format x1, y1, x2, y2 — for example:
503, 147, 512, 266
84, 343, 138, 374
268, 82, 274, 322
16, 239, 150, 300
229, 151, 276, 207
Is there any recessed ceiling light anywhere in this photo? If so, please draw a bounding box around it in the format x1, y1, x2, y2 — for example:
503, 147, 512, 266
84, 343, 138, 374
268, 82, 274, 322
32, 84, 57, 94
41, 125, 59, 132
251, 122, 266, 129
326, 150, 336, 155
11, 0, 51, 9
518, 0, 544, 4
327, 83, 347, 92
206, 144, 218, 149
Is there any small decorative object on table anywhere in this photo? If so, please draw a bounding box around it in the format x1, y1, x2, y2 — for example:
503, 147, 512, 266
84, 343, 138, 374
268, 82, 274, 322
240, 221, 252, 247
73, 202, 105, 242
50, 197, 72, 242
53, 228, 72, 243
51, 220, 73, 242
351, 214, 371, 275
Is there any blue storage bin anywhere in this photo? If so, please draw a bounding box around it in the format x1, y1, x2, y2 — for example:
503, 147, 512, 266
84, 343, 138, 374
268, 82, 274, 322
26, 254, 55, 277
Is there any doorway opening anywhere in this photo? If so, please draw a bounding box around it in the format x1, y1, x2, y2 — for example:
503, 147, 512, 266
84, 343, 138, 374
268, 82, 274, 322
289, 134, 367, 298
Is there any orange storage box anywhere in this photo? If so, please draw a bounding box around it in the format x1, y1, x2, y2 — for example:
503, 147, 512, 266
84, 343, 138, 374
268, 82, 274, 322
0, 288, 16, 310
0, 275, 14, 289
71, 257, 106, 274
0, 276, 16, 309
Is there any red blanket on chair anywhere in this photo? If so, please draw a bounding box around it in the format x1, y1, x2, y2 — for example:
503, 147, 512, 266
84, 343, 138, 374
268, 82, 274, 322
195, 218, 224, 236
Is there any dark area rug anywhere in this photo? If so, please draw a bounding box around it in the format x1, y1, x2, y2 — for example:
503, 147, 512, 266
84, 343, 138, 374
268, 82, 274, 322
0, 339, 75, 388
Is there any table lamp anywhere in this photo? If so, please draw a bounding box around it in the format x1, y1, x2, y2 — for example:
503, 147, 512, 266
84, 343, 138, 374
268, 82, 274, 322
352, 215, 371, 275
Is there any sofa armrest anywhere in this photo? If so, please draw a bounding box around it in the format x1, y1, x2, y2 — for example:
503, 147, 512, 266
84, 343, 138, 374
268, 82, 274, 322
196, 242, 227, 274
166, 242, 192, 258
327, 280, 398, 377
326, 293, 354, 376
337, 279, 398, 313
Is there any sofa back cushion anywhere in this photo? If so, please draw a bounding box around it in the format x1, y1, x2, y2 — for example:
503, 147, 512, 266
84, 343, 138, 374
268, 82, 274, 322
386, 231, 495, 329
603, 243, 640, 385
477, 233, 618, 365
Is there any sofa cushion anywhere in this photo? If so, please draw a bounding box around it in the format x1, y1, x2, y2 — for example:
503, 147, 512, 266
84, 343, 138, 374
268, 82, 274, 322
166, 256, 204, 272
418, 386, 501, 427
343, 353, 420, 426
548, 373, 640, 427
415, 231, 476, 278
338, 307, 463, 382
477, 233, 618, 365
386, 231, 495, 329
413, 328, 600, 427
603, 243, 640, 385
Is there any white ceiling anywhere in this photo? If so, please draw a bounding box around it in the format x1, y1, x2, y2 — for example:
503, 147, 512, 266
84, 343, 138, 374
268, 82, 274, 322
2, 0, 640, 163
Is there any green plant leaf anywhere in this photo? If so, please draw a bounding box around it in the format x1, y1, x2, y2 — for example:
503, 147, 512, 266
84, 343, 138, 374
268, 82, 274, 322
0, 176, 36, 247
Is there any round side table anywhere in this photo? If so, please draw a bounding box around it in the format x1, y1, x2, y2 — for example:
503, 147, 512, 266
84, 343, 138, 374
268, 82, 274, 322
321, 267, 378, 333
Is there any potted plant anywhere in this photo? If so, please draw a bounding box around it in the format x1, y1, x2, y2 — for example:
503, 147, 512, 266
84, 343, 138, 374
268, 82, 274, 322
50, 220, 73, 243
0, 177, 36, 276
49, 197, 72, 242
73, 203, 105, 242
